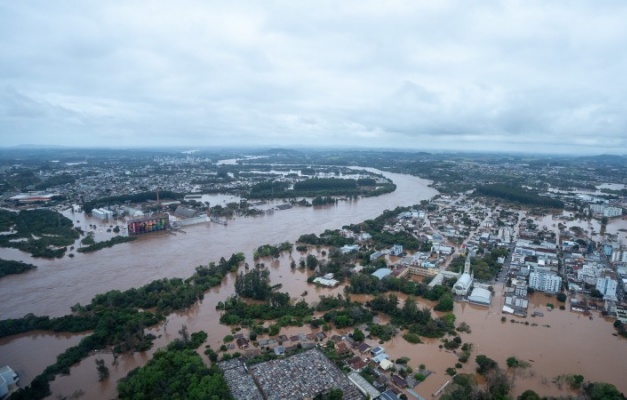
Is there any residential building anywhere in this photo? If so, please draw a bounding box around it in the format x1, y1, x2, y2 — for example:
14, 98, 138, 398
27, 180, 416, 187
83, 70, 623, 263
529, 268, 562, 293
340, 244, 360, 254
390, 244, 403, 256
370, 251, 384, 261
596, 276, 618, 297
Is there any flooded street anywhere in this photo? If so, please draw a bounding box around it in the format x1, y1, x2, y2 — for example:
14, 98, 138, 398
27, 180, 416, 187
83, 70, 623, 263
1, 171, 627, 399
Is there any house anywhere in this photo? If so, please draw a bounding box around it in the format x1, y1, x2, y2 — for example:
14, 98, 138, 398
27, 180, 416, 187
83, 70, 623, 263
370, 346, 385, 356
340, 244, 360, 254
236, 337, 249, 349
346, 356, 367, 372
379, 359, 394, 371
373, 353, 389, 364
390, 374, 408, 388
370, 251, 384, 261
335, 342, 351, 355
357, 342, 371, 354
358, 233, 372, 242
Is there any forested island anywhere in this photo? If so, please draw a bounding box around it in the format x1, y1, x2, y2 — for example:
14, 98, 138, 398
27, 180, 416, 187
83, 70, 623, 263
0, 258, 36, 279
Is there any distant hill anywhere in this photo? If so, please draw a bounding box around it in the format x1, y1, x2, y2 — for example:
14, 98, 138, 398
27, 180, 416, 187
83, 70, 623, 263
256, 148, 302, 156
578, 154, 626, 165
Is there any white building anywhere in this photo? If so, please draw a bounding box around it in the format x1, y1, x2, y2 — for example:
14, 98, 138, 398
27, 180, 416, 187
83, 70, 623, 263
529, 269, 562, 293
390, 244, 404, 256
454, 273, 472, 295
590, 204, 623, 218
468, 287, 492, 306
340, 244, 360, 254
0, 366, 18, 398
596, 276, 618, 297
603, 206, 623, 218
432, 244, 454, 255
92, 207, 114, 220
611, 250, 627, 263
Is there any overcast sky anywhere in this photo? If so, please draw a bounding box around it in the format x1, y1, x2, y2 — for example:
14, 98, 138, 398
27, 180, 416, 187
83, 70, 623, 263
1, 1, 626, 154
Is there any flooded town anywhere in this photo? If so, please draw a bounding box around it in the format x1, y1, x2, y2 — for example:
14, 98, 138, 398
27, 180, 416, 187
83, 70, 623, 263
1, 148, 627, 400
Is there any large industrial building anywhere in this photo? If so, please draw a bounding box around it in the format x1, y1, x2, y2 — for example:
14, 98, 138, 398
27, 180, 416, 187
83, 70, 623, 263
127, 214, 169, 235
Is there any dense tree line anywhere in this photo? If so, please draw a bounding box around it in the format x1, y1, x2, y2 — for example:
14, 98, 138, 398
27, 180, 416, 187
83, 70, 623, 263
249, 181, 289, 195
322, 304, 374, 329
294, 178, 357, 191
475, 184, 564, 208
77, 235, 137, 253
83, 190, 184, 213
370, 230, 426, 251
312, 196, 337, 206
367, 294, 454, 338
234, 269, 272, 300
347, 274, 449, 299
218, 295, 312, 327
0, 313, 96, 338
0, 258, 37, 278
297, 230, 354, 247
253, 242, 292, 259
117, 335, 232, 400
248, 177, 395, 199
357, 178, 377, 186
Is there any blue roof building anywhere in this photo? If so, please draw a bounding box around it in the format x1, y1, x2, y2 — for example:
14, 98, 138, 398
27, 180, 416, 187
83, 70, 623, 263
372, 268, 392, 280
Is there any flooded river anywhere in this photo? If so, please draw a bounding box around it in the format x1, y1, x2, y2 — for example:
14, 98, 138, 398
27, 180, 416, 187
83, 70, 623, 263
1, 170, 627, 399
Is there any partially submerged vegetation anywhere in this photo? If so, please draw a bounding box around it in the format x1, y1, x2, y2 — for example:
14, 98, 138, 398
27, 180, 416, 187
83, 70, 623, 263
0, 208, 80, 258
76, 235, 137, 253
3, 252, 245, 400
0, 258, 36, 279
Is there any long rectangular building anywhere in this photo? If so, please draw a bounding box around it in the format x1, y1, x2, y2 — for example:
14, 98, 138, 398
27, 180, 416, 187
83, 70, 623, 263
127, 214, 169, 235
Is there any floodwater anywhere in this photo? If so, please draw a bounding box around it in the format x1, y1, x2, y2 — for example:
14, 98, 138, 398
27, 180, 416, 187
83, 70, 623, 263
0, 170, 435, 397
1, 170, 626, 398
0, 170, 436, 320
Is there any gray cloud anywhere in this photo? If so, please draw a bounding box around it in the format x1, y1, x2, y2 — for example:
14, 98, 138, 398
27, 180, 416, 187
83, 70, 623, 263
1, 1, 626, 153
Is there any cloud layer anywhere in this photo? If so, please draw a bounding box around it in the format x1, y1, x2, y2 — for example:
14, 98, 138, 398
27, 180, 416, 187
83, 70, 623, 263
1, 1, 626, 153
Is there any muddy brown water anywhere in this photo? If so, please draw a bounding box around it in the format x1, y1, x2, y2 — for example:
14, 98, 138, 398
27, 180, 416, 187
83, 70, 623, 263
1, 171, 626, 398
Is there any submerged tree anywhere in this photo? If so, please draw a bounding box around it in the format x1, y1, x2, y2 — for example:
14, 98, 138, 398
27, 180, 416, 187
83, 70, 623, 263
95, 359, 109, 382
